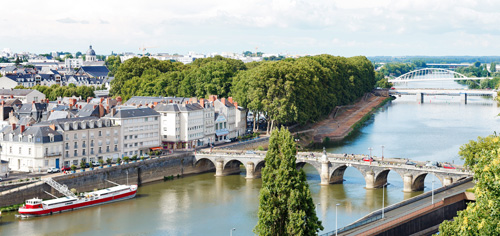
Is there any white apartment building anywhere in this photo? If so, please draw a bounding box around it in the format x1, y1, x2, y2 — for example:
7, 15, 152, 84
0, 124, 63, 172
234, 103, 246, 138
155, 102, 206, 149
105, 107, 160, 157
48, 117, 121, 167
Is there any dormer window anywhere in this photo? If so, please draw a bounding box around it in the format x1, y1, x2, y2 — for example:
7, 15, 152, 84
19, 135, 22, 142
49, 134, 54, 142
28, 135, 33, 142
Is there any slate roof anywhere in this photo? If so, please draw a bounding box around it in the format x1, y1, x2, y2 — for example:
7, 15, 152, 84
79, 66, 109, 78
17, 103, 47, 113
77, 103, 100, 117
0, 125, 63, 143
0, 89, 37, 96
106, 107, 159, 119
154, 103, 203, 112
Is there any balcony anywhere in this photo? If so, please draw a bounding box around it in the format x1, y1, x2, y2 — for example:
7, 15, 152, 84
45, 152, 62, 157
82, 144, 86, 148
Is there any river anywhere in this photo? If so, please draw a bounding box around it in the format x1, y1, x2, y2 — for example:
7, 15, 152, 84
1, 81, 499, 235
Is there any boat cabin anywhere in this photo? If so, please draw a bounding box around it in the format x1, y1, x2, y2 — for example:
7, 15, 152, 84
25, 198, 43, 209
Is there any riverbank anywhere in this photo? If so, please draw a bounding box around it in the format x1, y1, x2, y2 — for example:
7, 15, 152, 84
295, 93, 390, 149
0, 152, 210, 207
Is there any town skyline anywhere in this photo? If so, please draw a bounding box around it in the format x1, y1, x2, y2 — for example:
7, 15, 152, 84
2, 0, 500, 56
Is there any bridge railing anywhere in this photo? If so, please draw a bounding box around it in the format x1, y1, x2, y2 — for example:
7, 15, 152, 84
319, 215, 382, 236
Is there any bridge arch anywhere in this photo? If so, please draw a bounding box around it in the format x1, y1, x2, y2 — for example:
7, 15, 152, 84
389, 68, 471, 83
194, 157, 216, 170
296, 161, 322, 177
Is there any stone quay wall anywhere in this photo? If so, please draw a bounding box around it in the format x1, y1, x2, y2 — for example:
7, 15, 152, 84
0, 152, 213, 207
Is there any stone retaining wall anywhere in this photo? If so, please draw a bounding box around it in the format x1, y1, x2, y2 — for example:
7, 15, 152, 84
0, 152, 214, 207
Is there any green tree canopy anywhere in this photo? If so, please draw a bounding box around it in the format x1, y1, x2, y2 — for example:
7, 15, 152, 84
439, 134, 500, 235
254, 127, 323, 235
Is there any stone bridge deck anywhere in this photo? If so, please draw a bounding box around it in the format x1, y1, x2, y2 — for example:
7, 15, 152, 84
195, 150, 472, 192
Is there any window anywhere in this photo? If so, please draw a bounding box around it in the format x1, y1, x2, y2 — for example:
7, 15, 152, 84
82, 149, 86, 155
66, 134, 69, 140
124, 136, 127, 140
106, 130, 110, 136
106, 146, 110, 152
50, 135, 54, 142
90, 132, 94, 138
98, 140, 102, 146
114, 145, 118, 151
91, 140, 94, 147
90, 148, 94, 155
19, 147, 22, 154
98, 131, 102, 137
82, 141, 86, 148
74, 142, 78, 149
82, 133, 86, 139
66, 151, 69, 158
65, 143, 69, 149
44, 160, 48, 167
74, 150, 78, 156
74, 133, 78, 139
29, 148, 31, 155
145, 117, 148, 122
98, 147, 102, 153
114, 138, 118, 144
114, 130, 118, 136
155, 117, 158, 121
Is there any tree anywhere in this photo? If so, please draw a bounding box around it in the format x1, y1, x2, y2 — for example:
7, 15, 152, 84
15, 57, 20, 66
439, 134, 500, 235
254, 128, 323, 235
490, 62, 497, 73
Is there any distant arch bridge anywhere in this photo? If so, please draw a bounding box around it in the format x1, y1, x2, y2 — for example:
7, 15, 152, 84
388, 68, 492, 83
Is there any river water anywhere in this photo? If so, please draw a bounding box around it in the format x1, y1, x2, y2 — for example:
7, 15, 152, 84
1, 81, 499, 236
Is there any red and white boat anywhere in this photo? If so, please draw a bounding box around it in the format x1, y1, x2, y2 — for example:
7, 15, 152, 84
18, 178, 137, 217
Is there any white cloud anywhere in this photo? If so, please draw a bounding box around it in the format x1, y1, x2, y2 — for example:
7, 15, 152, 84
1, 0, 500, 55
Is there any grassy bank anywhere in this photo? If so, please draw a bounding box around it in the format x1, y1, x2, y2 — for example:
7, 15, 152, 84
346, 96, 394, 137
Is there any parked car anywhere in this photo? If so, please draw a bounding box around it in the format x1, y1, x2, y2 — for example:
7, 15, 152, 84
61, 166, 71, 171
442, 164, 455, 169
0, 177, 2, 181
47, 167, 60, 173
425, 161, 439, 168
91, 161, 101, 166
362, 157, 374, 162
405, 161, 417, 166
224, 139, 232, 143
245, 150, 256, 154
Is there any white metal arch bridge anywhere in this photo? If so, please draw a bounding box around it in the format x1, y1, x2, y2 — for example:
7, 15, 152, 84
388, 68, 492, 83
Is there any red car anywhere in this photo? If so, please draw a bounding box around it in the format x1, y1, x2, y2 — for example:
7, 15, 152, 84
61, 166, 71, 171
442, 164, 455, 169
363, 157, 374, 162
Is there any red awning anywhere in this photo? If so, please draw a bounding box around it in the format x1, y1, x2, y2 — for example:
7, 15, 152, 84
150, 147, 163, 151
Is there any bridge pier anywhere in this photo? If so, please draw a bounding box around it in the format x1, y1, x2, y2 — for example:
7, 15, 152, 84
320, 161, 331, 185
215, 160, 224, 177
245, 162, 255, 179
443, 176, 453, 186
403, 173, 414, 192
416, 92, 424, 103
460, 93, 467, 104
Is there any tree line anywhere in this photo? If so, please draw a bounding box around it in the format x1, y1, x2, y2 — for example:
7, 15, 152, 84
15, 84, 96, 101
110, 55, 376, 129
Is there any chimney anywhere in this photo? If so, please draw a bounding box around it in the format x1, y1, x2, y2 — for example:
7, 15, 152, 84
200, 98, 205, 108
20, 125, 25, 133
116, 96, 122, 103
221, 98, 226, 105
79, 105, 82, 109
11, 123, 16, 130
169, 100, 173, 103
99, 104, 105, 117
185, 101, 189, 104
87, 97, 91, 103
228, 97, 233, 104
1, 101, 4, 106
49, 124, 56, 131
1, 96, 3, 99
111, 108, 116, 117
234, 102, 238, 108
10, 95, 13, 99
153, 102, 158, 106
208, 95, 217, 102
69, 98, 76, 106
93, 105, 97, 109
106, 98, 110, 105
58, 100, 61, 104
106, 105, 110, 114
100, 97, 104, 103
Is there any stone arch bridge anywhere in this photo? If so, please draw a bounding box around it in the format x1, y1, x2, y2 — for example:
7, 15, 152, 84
194, 151, 472, 192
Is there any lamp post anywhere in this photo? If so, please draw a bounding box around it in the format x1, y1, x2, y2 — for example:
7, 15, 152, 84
382, 183, 388, 219
316, 203, 321, 211
230, 228, 236, 236
381, 145, 385, 161
336, 203, 340, 236
368, 147, 373, 158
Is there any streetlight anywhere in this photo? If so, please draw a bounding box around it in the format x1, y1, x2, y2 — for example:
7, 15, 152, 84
336, 203, 340, 236
368, 147, 373, 158
382, 183, 388, 218
316, 203, 321, 211
230, 228, 236, 236
381, 145, 385, 161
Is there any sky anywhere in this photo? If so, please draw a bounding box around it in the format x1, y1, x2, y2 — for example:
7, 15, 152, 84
2, 0, 500, 56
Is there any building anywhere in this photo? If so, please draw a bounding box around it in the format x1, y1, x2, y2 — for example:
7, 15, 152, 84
86, 45, 97, 62
214, 112, 229, 143
0, 89, 45, 103
155, 102, 206, 150
211, 96, 237, 139
104, 107, 160, 157
1, 160, 9, 178
0, 124, 63, 172
46, 117, 121, 167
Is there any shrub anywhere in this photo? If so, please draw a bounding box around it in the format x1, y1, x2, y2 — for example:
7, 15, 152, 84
123, 156, 129, 163
71, 165, 77, 171
106, 158, 112, 165
258, 146, 264, 151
